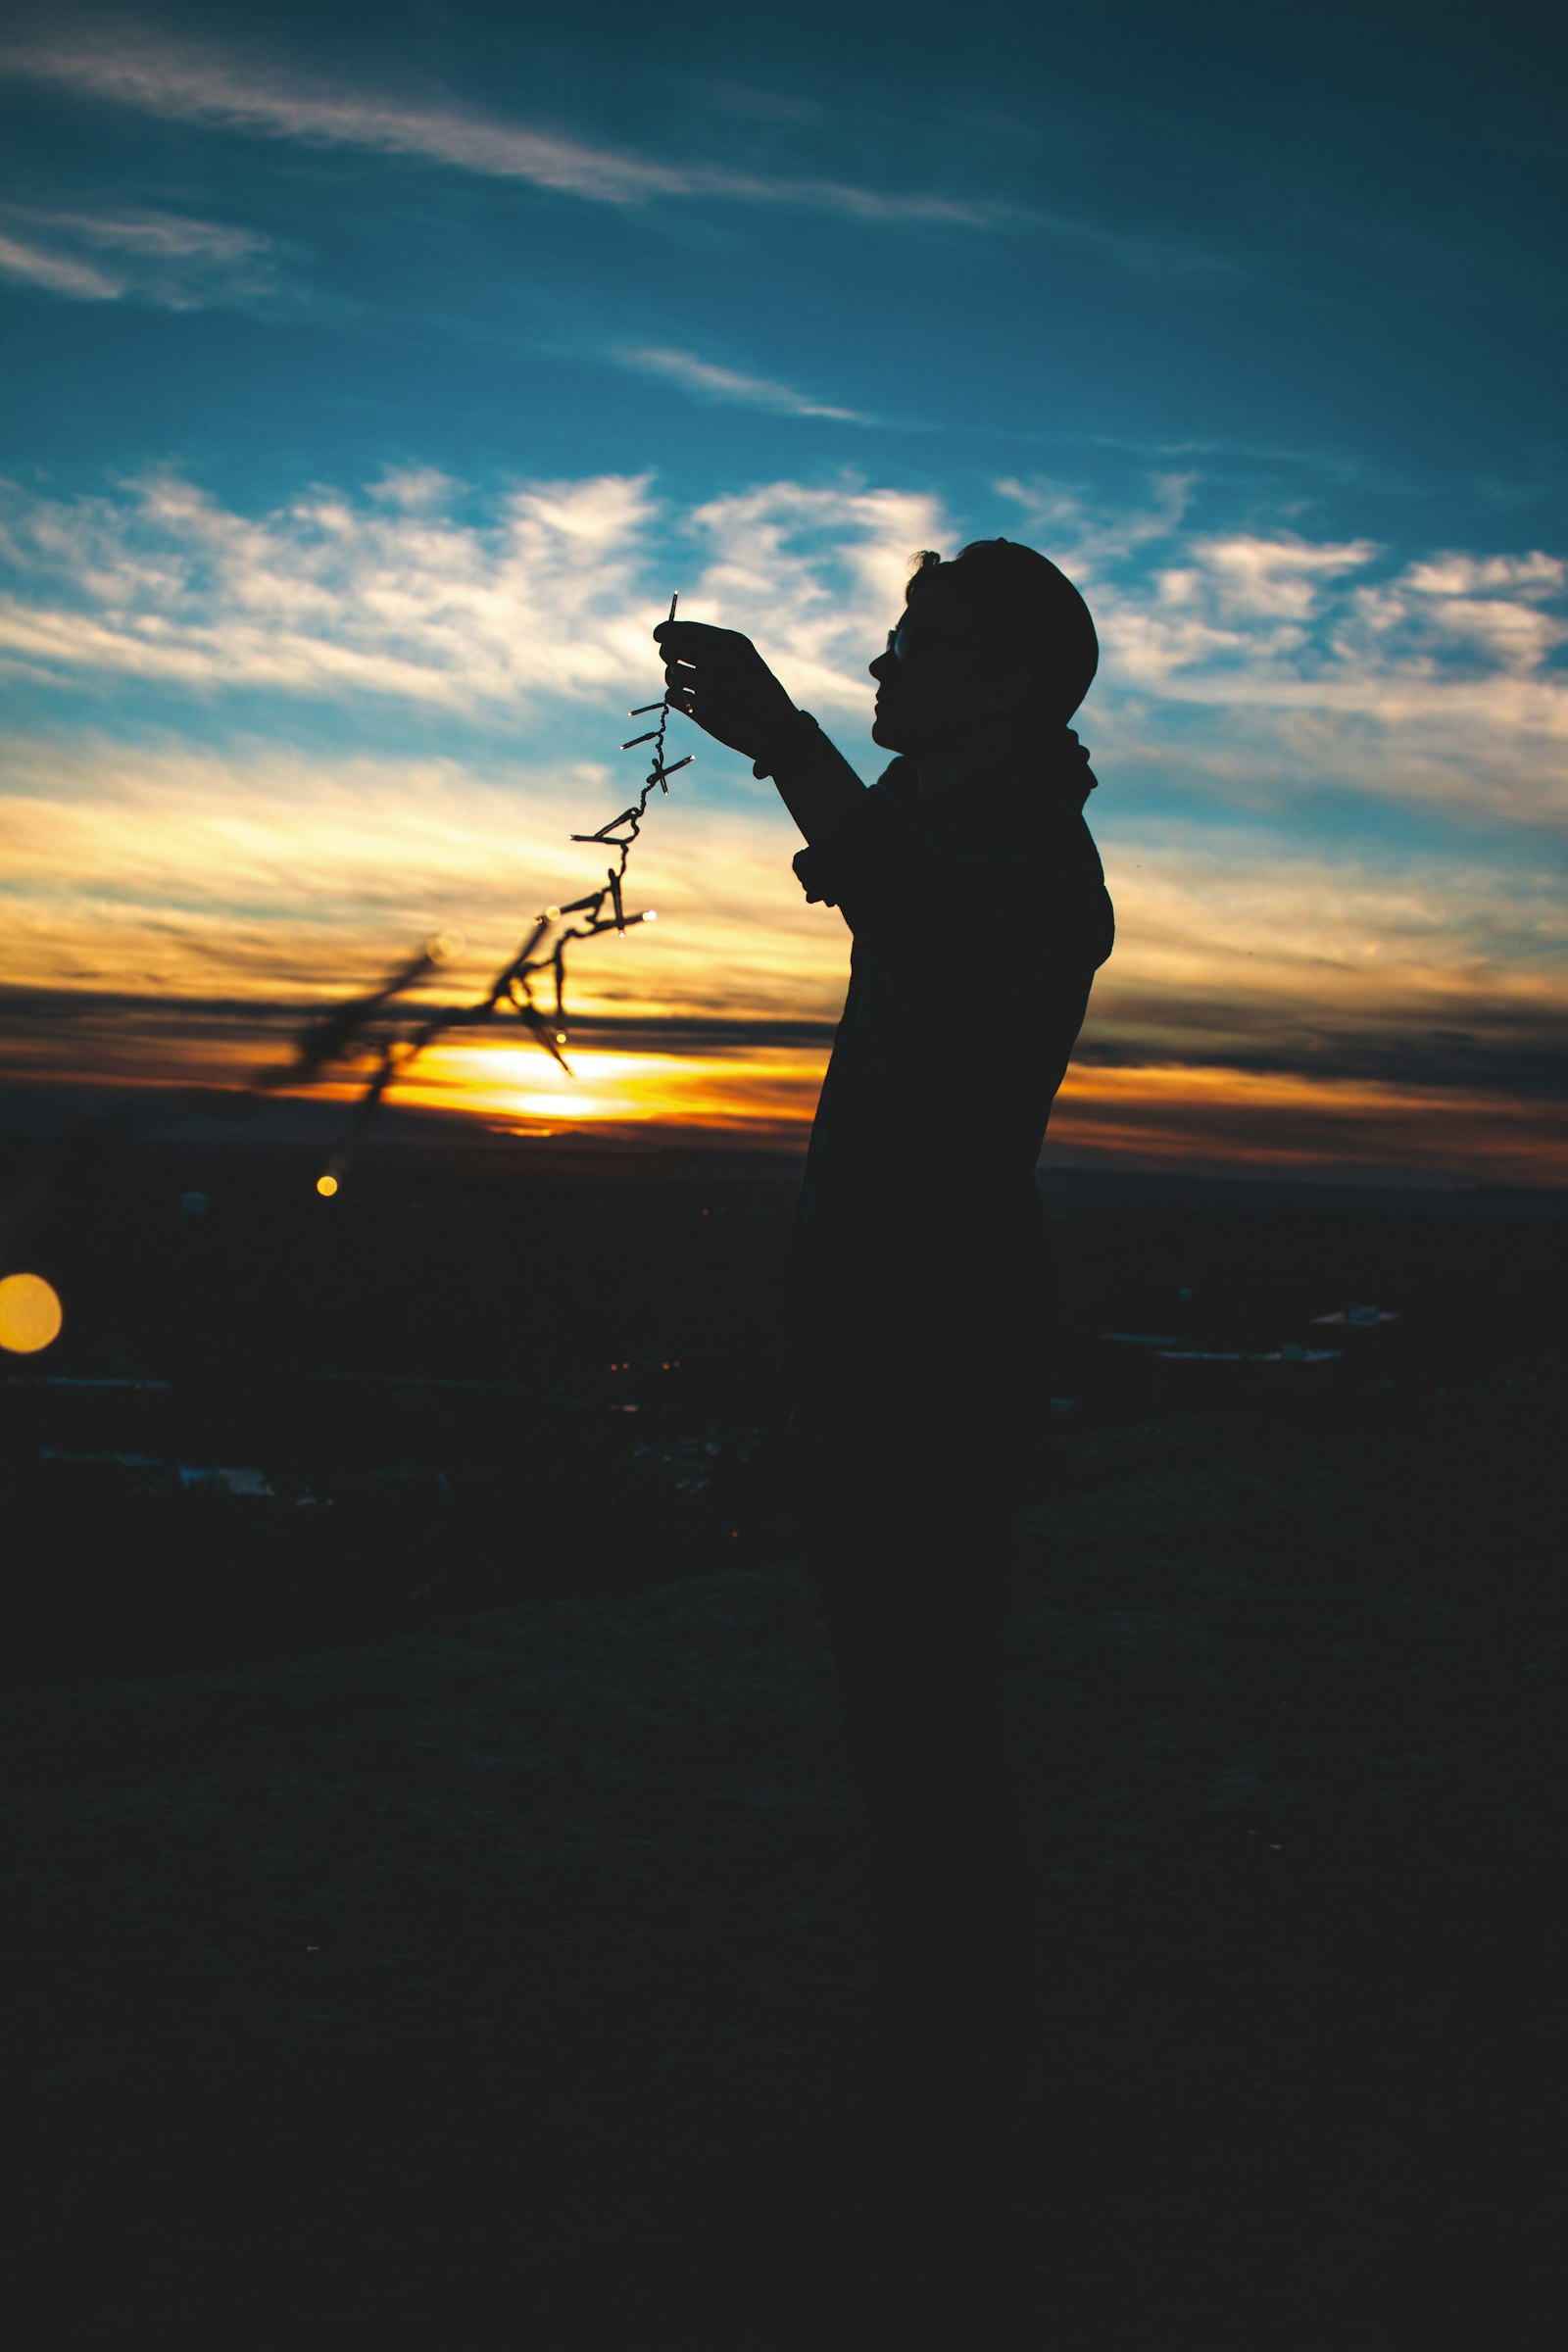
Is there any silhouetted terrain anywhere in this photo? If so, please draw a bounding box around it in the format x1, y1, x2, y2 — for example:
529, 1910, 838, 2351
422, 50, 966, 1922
3, 1086, 1563, 2345
5, 1085, 1563, 1681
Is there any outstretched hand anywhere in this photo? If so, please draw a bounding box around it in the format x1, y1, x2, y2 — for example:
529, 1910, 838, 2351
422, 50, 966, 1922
654, 619, 801, 763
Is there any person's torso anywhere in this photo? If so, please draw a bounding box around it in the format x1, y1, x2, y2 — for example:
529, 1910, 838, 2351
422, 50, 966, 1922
779, 749, 1113, 1390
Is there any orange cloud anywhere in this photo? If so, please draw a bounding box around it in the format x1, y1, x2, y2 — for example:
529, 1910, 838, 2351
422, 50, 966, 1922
1050, 1060, 1568, 1184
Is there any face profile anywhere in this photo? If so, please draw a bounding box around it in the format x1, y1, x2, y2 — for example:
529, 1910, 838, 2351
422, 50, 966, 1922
867, 579, 989, 760
869, 580, 968, 748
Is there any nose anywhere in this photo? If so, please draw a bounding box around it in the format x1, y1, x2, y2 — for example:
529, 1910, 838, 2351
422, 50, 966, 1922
869, 649, 895, 683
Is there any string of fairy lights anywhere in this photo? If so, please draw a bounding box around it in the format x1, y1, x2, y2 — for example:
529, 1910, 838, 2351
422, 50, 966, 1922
265, 596, 689, 1195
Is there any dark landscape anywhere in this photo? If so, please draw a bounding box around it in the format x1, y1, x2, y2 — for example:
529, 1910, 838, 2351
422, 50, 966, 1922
4, 1086, 1564, 2346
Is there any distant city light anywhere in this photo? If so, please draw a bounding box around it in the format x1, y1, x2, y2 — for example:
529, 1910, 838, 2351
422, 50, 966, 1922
0, 1272, 63, 1354
316, 1174, 339, 1198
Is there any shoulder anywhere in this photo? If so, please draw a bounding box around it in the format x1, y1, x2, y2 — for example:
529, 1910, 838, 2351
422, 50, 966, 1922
1010, 805, 1114, 967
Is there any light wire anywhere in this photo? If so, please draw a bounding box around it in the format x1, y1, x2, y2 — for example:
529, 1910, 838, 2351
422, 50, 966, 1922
263, 595, 687, 1185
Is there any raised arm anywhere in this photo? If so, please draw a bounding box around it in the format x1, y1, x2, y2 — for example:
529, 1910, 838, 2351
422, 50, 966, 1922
655, 618, 866, 844
654, 616, 1107, 1026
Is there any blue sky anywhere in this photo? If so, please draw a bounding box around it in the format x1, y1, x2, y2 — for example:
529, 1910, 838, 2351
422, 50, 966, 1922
2, 1, 1564, 1178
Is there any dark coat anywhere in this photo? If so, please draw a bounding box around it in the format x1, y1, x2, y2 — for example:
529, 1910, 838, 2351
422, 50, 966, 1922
775, 735, 1114, 1418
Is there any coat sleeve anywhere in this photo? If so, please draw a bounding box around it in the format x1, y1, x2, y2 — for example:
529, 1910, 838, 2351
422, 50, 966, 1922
792, 777, 1090, 1024
767, 717, 1112, 1034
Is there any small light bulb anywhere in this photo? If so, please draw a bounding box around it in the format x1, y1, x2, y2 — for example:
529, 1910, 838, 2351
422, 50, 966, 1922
556, 1032, 567, 1045
317, 1174, 338, 1198
644, 909, 658, 923
545, 906, 561, 921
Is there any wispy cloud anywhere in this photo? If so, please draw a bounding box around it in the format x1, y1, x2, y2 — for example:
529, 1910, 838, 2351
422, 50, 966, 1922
3, 727, 1565, 1178
611, 346, 870, 423
0, 34, 998, 226
0, 733, 844, 1024
1048, 1059, 1568, 1186
0, 205, 278, 309
2, 464, 1563, 832
1085, 834, 1568, 1102
0, 228, 122, 299
999, 475, 1568, 820
0, 466, 944, 721
4, 730, 1563, 1077
0, 468, 666, 710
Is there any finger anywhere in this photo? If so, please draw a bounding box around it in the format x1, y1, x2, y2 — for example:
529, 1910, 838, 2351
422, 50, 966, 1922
655, 619, 738, 654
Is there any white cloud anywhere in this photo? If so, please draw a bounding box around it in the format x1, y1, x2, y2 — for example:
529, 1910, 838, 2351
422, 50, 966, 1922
0, 462, 1563, 831
0, 35, 996, 226
1092, 695, 1568, 831
611, 346, 868, 423
995, 471, 1196, 578
0, 205, 277, 309
995, 480, 1568, 779
0, 466, 946, 722
1418, 594, 1564, 671
1102, 531, 1385, 669
0, 468, 666, 709
678, 478, 950, 710
1188, 532, 1379, 620
1404, 551, 1565, 599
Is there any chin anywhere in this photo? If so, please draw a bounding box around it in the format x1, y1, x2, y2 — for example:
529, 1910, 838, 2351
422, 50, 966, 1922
871, 711, 909, 753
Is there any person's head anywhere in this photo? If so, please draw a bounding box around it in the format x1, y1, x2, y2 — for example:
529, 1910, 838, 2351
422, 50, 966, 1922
867, 538, 1098, 761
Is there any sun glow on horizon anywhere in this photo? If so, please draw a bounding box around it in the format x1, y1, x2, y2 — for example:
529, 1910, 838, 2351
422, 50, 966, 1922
395, 1040, 827, 1128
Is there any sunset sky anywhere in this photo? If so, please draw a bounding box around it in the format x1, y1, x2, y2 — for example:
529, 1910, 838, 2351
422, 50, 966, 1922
2, 1, 1564, 1182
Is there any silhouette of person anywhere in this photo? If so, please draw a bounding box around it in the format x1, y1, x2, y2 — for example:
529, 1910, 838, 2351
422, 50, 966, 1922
657, 541, 1112, 2273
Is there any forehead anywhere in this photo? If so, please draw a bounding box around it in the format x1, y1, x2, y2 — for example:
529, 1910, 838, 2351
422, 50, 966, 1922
894, 580, 971, 648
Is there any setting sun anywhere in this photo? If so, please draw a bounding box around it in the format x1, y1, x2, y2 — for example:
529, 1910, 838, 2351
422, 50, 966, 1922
394, 1041, 826, 1131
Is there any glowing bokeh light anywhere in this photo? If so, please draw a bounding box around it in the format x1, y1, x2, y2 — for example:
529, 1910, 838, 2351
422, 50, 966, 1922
317, 1173, 339, 1198
0, 1272, 64, 1353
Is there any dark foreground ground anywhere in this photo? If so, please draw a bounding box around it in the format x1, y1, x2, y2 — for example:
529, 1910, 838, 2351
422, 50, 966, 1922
3, 1098, 1565, 2346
